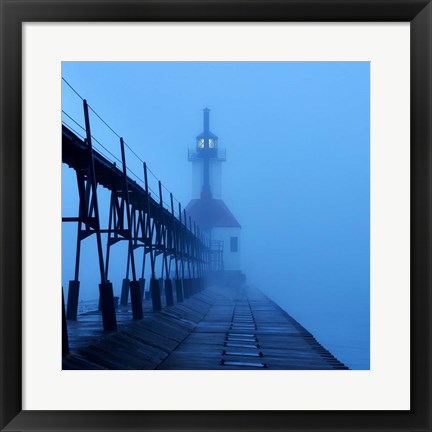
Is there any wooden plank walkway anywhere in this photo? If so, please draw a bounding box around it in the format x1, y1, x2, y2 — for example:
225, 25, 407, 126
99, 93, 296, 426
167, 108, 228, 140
63, 286, 348, 370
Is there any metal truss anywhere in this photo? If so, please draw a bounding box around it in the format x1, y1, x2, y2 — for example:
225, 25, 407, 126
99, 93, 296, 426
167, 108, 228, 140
62, 100, 210, 347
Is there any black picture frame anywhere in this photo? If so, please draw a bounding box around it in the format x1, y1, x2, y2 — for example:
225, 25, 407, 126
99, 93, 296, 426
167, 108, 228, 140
1, 1, 431, 431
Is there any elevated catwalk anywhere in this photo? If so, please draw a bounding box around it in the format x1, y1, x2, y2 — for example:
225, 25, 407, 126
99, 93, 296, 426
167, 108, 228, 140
63, 286, 348, 370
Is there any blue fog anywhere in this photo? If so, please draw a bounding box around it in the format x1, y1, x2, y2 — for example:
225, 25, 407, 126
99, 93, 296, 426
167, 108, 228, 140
62, 62, 370, 370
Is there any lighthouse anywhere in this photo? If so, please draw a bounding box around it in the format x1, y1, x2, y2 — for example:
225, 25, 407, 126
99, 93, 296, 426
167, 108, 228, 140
186, 109, 241, 275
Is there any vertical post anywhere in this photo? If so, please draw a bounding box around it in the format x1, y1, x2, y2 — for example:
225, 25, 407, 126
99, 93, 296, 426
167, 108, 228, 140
62, 288, 69, 356
171, 194, 183, 303
120, 277, 130, 307
141, 214, 146, 278
179, 203, 187, 300
185, 210, 192, 280
200, 229, 205, 291
201, 231, 206, 291
83, 99, 117, 331
139, 277, 146, 300
104, 191, 115, 281
144, 163, 155, 280
194, 222, 202, 293
83, 100, 106, 284
189, 216, 196, 295
120, 234, 130, 309
183, 209, 191, 299
144, 163, 161, 311
159, 182, 173, 307
136, 210, 146, 299
66, 280, 80, 321
66, 170, 86, 320
120, 138, 143, 320
174, 201, 183, 302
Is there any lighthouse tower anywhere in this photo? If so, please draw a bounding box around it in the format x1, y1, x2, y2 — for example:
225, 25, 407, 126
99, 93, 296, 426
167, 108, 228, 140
186, 109, 241, 274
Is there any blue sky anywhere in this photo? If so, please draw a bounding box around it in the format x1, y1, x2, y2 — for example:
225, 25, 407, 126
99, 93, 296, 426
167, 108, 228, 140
62, 62, 370, 369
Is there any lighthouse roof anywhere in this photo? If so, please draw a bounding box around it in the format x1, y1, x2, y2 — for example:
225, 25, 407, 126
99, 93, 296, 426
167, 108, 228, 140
195, 131, 218, 140
186, 198, 241, 229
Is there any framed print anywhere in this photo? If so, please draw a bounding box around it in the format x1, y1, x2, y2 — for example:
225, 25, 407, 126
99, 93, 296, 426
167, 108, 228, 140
0, 1, 431, 431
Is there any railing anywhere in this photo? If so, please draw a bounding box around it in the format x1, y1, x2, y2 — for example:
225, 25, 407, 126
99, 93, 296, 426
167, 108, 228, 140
209, 240, 224, 271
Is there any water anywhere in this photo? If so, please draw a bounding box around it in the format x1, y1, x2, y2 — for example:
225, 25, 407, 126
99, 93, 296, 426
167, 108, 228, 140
265, 290, 370, 370
77, 299, 99, 315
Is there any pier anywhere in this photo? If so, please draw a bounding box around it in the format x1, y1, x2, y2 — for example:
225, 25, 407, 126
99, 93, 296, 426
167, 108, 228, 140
63, 285, 348, 370
61, 94, 348, 370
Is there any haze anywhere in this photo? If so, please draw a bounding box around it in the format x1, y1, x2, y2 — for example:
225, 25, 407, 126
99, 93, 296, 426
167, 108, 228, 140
62, 61, 370, 369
